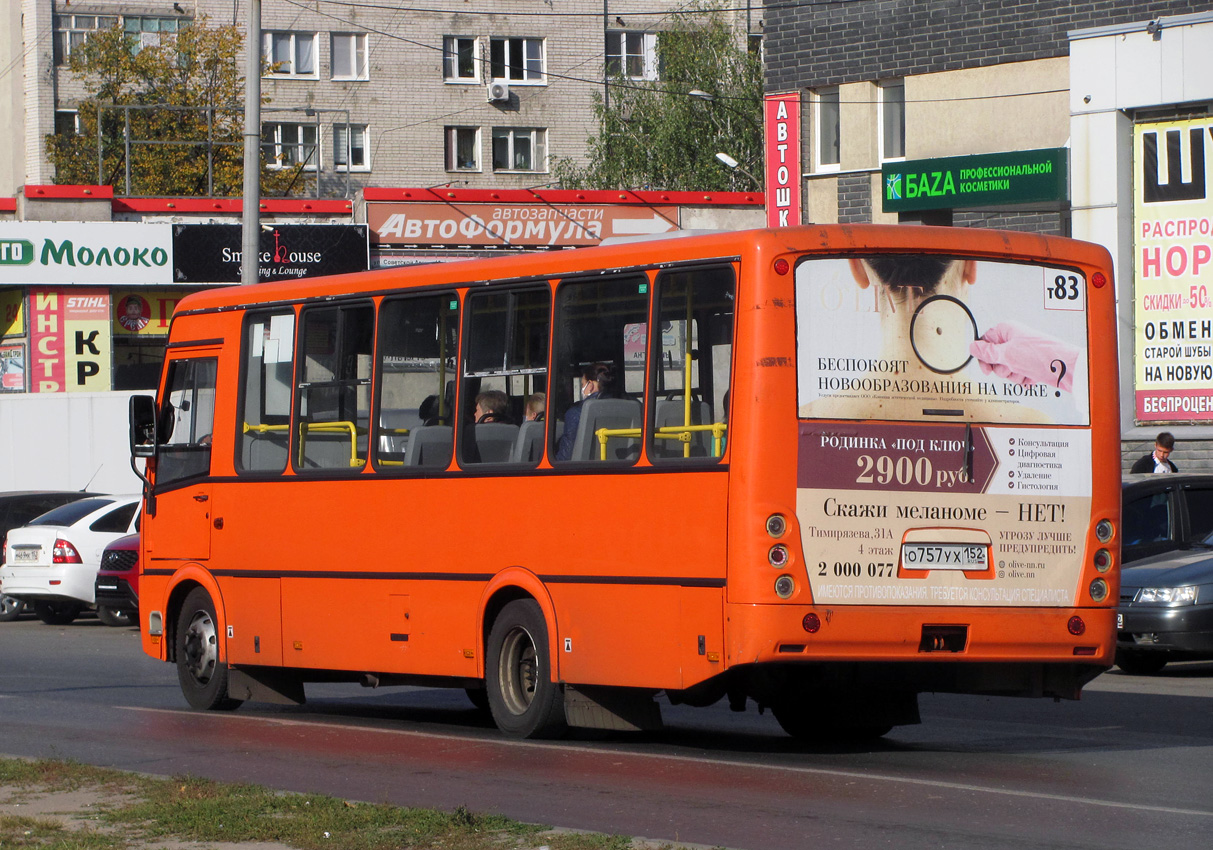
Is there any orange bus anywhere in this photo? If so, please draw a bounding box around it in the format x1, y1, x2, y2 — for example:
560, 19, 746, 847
129, 224, 1120, 740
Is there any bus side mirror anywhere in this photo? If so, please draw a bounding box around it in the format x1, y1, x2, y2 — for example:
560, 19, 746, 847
130, 395, 157, 458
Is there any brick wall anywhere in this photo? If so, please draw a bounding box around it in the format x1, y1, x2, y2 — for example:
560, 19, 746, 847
954, 210, 1068, 236
837, 173, 872, 223
766, 1, 1208, 91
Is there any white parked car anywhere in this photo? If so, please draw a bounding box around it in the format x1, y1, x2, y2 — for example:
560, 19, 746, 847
0, 495, 142, 625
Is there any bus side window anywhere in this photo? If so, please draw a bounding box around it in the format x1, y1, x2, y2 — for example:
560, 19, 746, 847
551, 274, 649, 464
375, 294, 460, 471
295, 304, 374, 471
238, 311, 295, 474
650, 266, 734, 463
460, 286, 550, 466
158, 357, 218, 485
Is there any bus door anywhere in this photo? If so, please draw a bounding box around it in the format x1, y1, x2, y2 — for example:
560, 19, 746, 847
146, 351, 219, 562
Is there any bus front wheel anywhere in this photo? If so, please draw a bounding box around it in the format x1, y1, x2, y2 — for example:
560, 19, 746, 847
485, 599, 567, 739
175, 587, 243, 711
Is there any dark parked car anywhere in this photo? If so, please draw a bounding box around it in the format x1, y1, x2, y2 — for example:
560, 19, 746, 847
1117, 473, 1213, 673
1121, 473, 1213, 565
94, 533, 139, 627
0, 491, 99, 622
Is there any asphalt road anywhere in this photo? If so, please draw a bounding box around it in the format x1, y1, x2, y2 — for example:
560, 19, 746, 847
1, 615, 1210, 850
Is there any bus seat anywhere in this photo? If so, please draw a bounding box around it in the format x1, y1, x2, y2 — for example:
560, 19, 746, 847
378, 408, 420, 455
466, 422, 519, 464
570, 398, 641, 462
511, 420, 546, 463
403, 425, 453, 468
653, 399, 713, 459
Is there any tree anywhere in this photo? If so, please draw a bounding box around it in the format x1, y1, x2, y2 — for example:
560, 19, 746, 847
556, 7, 763, 193
46, 17, 301, 197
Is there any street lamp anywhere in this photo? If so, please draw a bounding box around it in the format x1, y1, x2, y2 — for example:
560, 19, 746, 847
715, 152, 761, 191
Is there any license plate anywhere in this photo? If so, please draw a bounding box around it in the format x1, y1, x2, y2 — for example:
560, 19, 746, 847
901, 542, 988, 570
13, 548, 38, 563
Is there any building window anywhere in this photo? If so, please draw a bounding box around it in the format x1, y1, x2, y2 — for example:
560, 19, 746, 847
263, 123, 320, 170
606, 31, 657, 80
124, 15, 188, 53
331, 33, 368, 80
880, 80, 905, 161
489, 37, 544, 83
443, 36, 479, 81
816, 87, 840, 170
264, 32, 318, 77
492, 127, 546, 172
446, 127, 481, 171
334, 125, 369, 171
53, 15, 119, 65
54, 111, 80, 136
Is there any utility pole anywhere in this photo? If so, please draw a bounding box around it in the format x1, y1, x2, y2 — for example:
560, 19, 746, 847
241, 0, 261, 285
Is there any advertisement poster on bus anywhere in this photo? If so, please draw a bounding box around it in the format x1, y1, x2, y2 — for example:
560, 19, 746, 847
796, 256, 1090, 426
795, 420, 1091, 607
1133, 117, 1213, 422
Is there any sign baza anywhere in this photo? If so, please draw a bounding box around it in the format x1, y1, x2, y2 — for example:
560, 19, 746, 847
882, 149, 1068, 213
0, 223, 173, 285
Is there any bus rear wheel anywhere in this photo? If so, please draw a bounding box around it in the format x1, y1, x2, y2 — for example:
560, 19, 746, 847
486, 599, 566, 739
175, 587, 243, 711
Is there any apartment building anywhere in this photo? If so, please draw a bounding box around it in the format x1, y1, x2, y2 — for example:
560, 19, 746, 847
2, 0, 764, 198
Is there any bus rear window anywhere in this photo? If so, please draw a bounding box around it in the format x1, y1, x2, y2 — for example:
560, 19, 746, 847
795, 256, 1090, 425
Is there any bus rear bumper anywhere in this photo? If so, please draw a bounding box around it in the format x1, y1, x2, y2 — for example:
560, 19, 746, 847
723, 604, 1114, 698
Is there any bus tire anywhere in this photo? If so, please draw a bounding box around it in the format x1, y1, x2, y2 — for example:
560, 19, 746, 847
175, 587, 243, 711
1115, 650, 1167, 676
34, 601, 81, 625
97, 605, 134, 627
485, 599, 566, 739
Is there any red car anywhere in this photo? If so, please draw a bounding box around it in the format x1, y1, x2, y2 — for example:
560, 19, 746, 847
94, 533, 139, 627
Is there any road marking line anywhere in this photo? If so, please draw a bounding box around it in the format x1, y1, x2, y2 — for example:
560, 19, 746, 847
121, 706, 1213, 818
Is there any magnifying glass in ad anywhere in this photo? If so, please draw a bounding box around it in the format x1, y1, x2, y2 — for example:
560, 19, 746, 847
909, 294, 978, 374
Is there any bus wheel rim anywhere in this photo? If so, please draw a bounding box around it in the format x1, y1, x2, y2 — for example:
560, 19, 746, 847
183, 610, 219, 685
499, 626, 538, 715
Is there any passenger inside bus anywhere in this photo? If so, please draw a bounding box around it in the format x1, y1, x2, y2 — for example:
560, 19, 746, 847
525, 393, 545, 421
474, 390, 512, 424
554, 362, 618, 461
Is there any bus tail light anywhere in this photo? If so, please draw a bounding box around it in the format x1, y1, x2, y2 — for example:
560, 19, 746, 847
766, 514, 786, 537
802, 613, 821, 633
1067, 616, 1085, 635
1093, 548, 1112, 572
768, 545, 789, 567
773, 258, 790, 275
1089, 579, 1109, 603
1095, 519, 1114, 542
52, 539, 82, 564
774, 575, 795, 598
1092, 272, 1107, 288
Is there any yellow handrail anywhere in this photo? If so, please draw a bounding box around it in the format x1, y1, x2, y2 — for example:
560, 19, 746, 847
594, 422, 727, 460
297, 420, 364, 468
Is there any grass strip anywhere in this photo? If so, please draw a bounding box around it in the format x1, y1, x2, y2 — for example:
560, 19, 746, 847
0, 757, 649, 850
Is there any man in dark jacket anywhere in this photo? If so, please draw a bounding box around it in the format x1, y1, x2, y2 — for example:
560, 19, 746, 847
1130, 432, 1178, 473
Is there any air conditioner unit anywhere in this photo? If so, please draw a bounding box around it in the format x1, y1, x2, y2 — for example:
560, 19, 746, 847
487, 80, 510, 103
